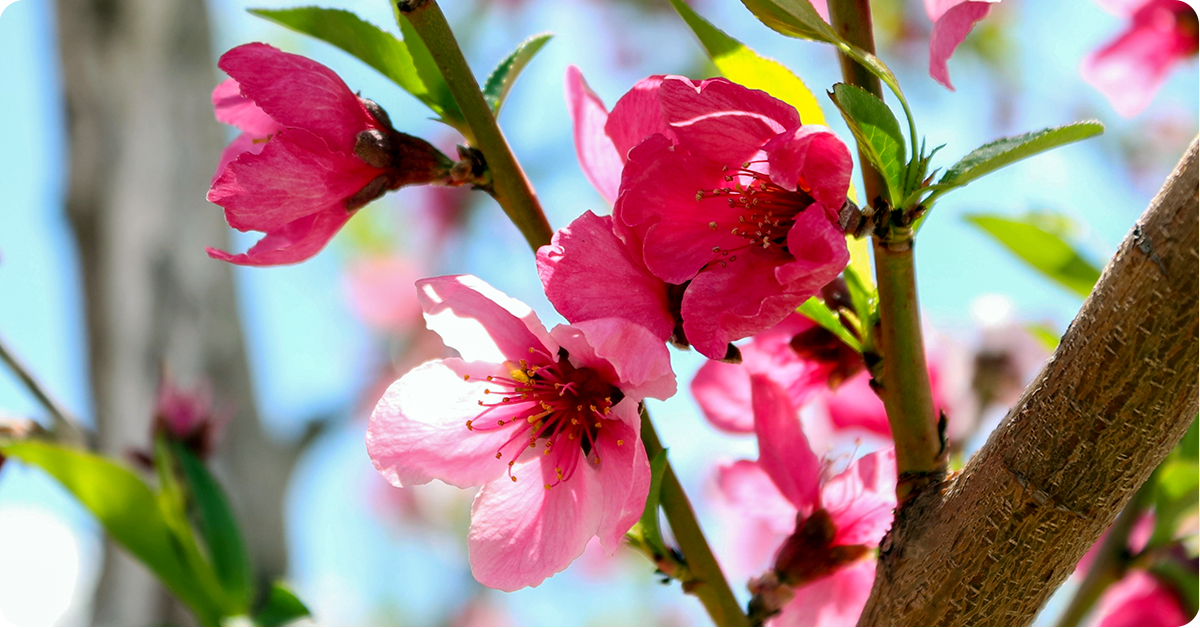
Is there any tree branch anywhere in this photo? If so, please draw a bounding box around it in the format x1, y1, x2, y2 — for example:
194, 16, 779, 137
858, 139, 1200, 626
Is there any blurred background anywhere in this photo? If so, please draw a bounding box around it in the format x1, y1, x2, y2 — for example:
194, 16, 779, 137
0, 0, 1195, 625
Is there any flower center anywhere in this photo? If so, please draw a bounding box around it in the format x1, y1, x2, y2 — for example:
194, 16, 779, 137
697, 162, 816, 263
463, 347, 624, 489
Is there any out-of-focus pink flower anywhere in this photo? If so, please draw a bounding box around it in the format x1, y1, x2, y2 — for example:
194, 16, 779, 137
1093, 570, 1189, 627
366, 275, 676, 591
692, 316, 958, 441
344, 256, 424, 333
604, 76, 850, 359
1076, 513, 1156, 575
207, 43, 456, 266
717, 375, 896, 626
692, 313, 862, 434
152, 378, 228, 460
925, 0, 1003, 89
1083, 0, 1199, 117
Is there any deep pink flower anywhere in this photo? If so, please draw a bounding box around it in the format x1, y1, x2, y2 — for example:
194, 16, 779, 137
582, 75, 851, 359
207, 43, 455, 266
150, 378, 228, 460
1083, 0, 1199, 117
925, 0, 1003, 89
717, 375, 896, 626
1094, 570, 1189, 627
366, 275, 675, 591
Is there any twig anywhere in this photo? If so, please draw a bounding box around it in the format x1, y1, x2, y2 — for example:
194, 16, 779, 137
0, 332, 87, 446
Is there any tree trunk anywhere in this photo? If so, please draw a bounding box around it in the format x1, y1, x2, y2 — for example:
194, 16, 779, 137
54, 1, 303, 623
859, 139, 1199, 626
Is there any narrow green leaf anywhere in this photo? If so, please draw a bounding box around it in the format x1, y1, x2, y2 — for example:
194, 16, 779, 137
829, 83, 905, 203
175, 443, 253, 613
248, 7, 463, 126
635, 449, 670, 553
964, 213, 1102, 298
255, 582, 312, 627
669, 0, 826, 126
843, 264, 876, 341
1025, 323, 1061, 351
393, 6, 464, 124
937, 121, 1104, 192
740, 0, 840, 44
1151, 459, 1200, 547
1, 441, 224, 624
797, 297, 861, 352
482, 34, 552, 115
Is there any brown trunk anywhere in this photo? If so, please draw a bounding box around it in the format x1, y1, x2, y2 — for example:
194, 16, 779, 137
54, 0, 304, 623
858, 139, 1199, 626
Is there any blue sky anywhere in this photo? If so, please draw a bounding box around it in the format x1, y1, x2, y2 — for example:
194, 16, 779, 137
0, 0, 1196, 624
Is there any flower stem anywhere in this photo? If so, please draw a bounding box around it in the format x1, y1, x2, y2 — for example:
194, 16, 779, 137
1055, 471, 1157, 626
398, 0, 554, 251
826, 0, 943, 489
641, 407, 750, 627
0, 332, 87, 447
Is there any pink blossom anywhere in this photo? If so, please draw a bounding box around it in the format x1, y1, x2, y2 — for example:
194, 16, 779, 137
717, 375, 896, 626
1076, 512, 1156, 575
925, 0, 1003, 89
366, 275, 675, 591
1094, 570, 1189, 627
344, 256, 424, 332
151, 378, 228, 460
608, 76, 850, 358
1082, 0, 1199, 117
207, 43, 455, 266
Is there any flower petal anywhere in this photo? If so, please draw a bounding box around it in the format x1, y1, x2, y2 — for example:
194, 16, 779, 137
367, 358, 531, 489
205, 206, 351, 267
537, 211, 674, 342
212, 78, 283, 137
659, 76, 799, 165
468, 456, 603, 591
207, 127, 381, 233
715, 459, 798, 535
1095, 570, 1189, 627
679, 247, 806, 359
1082, 0, 1197, 117
772, 559, 876, 627
416, 275, 558, 364
763, 126, 853, 211
565, 66, 625, 204
605, 75, 674, 161
822, 448, 897, 547
777, 206, 850, 290
751, 374, 822, 513
218, 43, 376, 152
593, 416, 650, 551
691, 359, 755, 433
551, 319, 676, 402
819, 371, 892, 437
928, 1, 999, 90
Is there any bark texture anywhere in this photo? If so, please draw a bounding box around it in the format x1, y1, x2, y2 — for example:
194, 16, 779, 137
54, 1, 304, 623
858, 139, 1199, 626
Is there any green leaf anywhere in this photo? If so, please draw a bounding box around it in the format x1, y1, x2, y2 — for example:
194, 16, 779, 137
175, 443, 253, 613
1025, 323, 1061, 351
1, 441, 225, 624
740, 0, 840, 44
249, 7, 463, 125
829, 83, 905, 204
669, 0, 826, 126
635, 449, 670, 553
1151, 459, 1200, 547
254, 582, 312, 627
482, 33, 552, 116
964, 213, 1102, 298
936, 121, 1104, 192
843, 264, 876, 343
394, 7, 463, 124
797, 297, 861, 352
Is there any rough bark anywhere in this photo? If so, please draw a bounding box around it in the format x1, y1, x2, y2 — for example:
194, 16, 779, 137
54, 1, 304, 623
858, 139, 1200, 626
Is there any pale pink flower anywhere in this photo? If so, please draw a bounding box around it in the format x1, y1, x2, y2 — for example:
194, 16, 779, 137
1093, 570, 1189, 627
925, 0, 1003, 89
207, 44, 454, 266
1083, 0, 1198, 117
366, 275, 675, 591
344, 256, 424, 332
717, 375, 896, 626
570, 73, 851, 359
